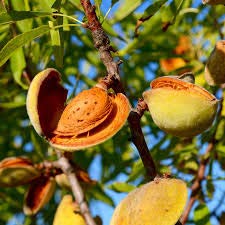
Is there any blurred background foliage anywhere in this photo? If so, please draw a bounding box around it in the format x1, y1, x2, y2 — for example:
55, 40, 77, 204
1, 0, 225, 224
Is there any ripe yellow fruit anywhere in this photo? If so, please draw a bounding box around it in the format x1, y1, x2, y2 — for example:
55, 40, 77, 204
53, 195, 86, 225
143, 76, 218, 137
110, 178, 188, 225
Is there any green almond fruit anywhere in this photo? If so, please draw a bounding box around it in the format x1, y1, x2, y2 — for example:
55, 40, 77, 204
0, 157, 40, 187
143, 76, 218, 137
110, 178, 188, 225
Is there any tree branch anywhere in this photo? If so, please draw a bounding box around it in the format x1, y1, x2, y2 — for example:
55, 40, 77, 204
56, 156, 97, 225
80, 0, 157, 180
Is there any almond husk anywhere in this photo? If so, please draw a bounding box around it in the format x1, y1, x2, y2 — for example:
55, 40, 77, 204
26, 68, 67, 137
205, 40, 225, 85
202, 0, 225, 5
23, 176, 56, 215
26, 69, 130, 151
0, 157, 40, 187
110, 178, 188, 225
143, 76, 218, 137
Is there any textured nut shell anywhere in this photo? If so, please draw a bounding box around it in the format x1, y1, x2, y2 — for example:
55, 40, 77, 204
143, 76, 218, 137
205, 40, 225, 85
50, 93, 130, 151
110, 178, 188, 225
53, 195, 86, 225
26, 68, 67, 136
54, 87, 113, 136
0, 157, 40, 187
23, 176, 56, 215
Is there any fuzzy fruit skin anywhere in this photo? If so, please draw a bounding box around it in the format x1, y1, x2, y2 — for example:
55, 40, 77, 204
110, 178, 188, 225
53, 195, 86, 225
205, 40, 225, 85
143, 77, 218, 137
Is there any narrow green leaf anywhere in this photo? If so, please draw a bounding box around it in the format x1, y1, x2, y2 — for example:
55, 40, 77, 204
113, 0, 143, 22
90, 185, 115, 207
107, 182, 136, 193
0, 101, 25, 108
140, 0, 167, 20
10, 47, 28, 89
0, 11, 52, 25
194, 203, 212, 225
0, 25, 49, 67
49, 19, 64, 67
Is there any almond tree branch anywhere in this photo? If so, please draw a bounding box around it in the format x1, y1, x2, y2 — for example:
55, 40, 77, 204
80, 0, 157, 180
56, 156, 97, 225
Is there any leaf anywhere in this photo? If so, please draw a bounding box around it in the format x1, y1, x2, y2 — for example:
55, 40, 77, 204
10, 47, 28, 89
139, 0, 167, 20
89, 185, 114, 207
49, 20, 64, 67
0, 25, 49, 67
107, 182, 136, 193
113, 0, 143, 22
52, 0, 62, 10
194, 203, 212, 225
0, 11, 52, 25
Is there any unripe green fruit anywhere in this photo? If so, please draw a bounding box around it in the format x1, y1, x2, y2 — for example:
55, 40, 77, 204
205, 40, 225, 85
143, 76, 218, 137
110, 178, 188, 225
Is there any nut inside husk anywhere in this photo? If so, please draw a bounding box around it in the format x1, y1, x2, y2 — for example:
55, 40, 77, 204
205, 40, 225, 85
0, 157, 40, 187
110, 178, 188, 225
143, 76, 218, 137
23, 176, 56, 215
26, 68, 130, 151
53, 195, 86, 225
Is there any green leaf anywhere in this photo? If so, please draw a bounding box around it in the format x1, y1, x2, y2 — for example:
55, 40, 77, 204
0, 11, 52, 25
113, 0, 143, 22
0, 25, 49, 67
49, 19, 64, 67
89, 185, 114, 207
107, 182, 136, 193
52, 0, 62, 10
194, 203, 212, 225
9, 47, 28, 89
140, 0, 167, 20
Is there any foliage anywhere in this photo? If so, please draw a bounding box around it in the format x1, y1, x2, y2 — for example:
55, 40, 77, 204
0, 0, 225, 224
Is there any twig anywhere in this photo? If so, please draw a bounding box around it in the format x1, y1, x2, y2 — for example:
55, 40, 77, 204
80, 0, 157, 180
56, 156, 97, 225
180, 142, 214, 224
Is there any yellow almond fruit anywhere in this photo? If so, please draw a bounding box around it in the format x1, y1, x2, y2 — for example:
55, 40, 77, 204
53, 195, 86, 225
26, 68, 130, 151
143, 76, 218, 137
205, 40, 225, 85
110, 178, 188, 225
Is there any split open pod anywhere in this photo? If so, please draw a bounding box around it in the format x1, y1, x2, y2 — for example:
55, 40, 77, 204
26, 68, 130, 151
110, 178, 188, 225
143, 76, 218, 137
0, 157, 40, 187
